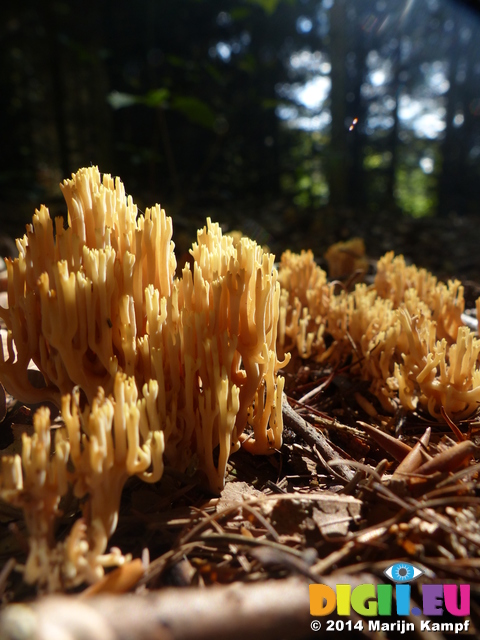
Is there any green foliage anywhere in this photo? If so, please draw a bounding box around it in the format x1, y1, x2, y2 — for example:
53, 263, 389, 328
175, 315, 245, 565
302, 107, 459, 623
291, 171, 328, 207
107, 89, 170, 110
106, 91, 141, 109
107, 89, 215, 129
237, 54, 258, 74
280, 131, 329, 208
144, 89, 171, 108
230, 7, 252, 20
171, 97, 215, 129
203, 63, 224, 84
245, 0, 284, 14
363, 151, 392, 170
395, 167, 436, 218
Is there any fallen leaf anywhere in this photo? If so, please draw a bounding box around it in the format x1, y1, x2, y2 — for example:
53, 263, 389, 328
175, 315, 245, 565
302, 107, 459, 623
217, 481, 263, 511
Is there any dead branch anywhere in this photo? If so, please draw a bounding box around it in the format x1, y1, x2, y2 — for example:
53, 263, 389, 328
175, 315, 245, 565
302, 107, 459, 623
0, 577, 343, 640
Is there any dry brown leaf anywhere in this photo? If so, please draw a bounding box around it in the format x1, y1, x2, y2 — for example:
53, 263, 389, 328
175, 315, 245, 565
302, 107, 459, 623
217, 482, 263, 511
261, 493, 362, 539
311, 495, 362, 536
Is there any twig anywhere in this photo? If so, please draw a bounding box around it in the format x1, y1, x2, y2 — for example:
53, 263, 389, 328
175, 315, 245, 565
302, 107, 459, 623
282, 395, 354, 483
0, 558, 16, 598
249, 546, 321, 583
198, 531, 308, 559
297, 371, 335, 405
371, 482, 480, 549
311, 541, 356, 575
312, 446, 353, 485
240, 503, 281, 542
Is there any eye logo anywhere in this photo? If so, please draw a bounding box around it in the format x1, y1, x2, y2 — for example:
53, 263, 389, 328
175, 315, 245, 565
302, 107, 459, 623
384, 562, 424, 583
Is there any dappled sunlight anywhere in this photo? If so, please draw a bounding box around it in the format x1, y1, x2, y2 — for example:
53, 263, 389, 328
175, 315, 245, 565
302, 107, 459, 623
267, 0, 479, 215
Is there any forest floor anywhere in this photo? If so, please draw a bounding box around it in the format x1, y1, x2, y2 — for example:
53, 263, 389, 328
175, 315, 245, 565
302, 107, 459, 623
1, 211, 480, 639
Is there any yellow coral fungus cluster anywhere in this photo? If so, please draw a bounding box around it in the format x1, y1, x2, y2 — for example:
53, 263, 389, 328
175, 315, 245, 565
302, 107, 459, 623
0, 168, 176, 406
0, 167, 287, 589
0, 373, 162, 589
278, 249, 478, 421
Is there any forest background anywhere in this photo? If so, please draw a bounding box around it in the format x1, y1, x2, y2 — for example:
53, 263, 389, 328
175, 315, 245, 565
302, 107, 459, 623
1, 0, 480, 278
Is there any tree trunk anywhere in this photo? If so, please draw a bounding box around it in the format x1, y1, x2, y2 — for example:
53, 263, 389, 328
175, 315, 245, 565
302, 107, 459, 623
327, 0, 350, 208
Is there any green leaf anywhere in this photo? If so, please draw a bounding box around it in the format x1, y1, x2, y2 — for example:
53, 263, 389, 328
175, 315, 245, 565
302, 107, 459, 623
106, 91, 140, 109
245, 0, 282, 14
230, 7, 252, 20
171, 96, 215, 129
107, 88, 170, 110
204, 62, 224, 84
143, 88, 170, 107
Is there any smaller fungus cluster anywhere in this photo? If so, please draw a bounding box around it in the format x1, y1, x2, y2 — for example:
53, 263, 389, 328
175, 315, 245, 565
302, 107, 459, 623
0, 373, 163, 590
278, 249, 478, 421
277, 249, 332, 359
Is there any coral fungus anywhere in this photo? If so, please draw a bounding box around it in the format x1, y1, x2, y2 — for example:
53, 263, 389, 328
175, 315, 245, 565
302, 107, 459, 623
0, 167, 287, 588
277, 248, 480, 421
